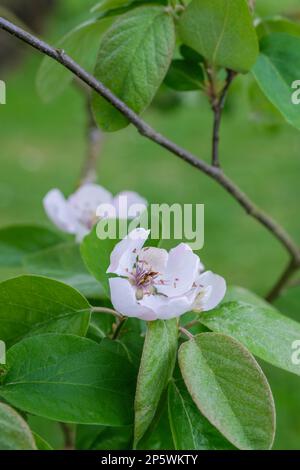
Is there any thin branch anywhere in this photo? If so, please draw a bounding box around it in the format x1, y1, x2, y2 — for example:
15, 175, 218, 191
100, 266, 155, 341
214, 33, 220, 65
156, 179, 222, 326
91, 306, 122, 318
211, 69, 236, 167
179, 326, 194, 340
79, 99, 103, 186
266, 259, 298, 302
1, 17, 299, 297
73, 80, 103, 186
112, 316, 127, 339
60, 423, 74, 450
248, 0, 256, 13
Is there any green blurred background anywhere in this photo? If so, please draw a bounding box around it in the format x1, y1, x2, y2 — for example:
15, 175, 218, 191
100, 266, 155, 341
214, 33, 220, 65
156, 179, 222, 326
0, 0, 300, 449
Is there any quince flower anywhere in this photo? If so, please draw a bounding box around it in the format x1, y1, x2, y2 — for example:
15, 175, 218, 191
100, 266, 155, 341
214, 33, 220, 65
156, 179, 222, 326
107, 228, 226, 320
43, 184, 147, 242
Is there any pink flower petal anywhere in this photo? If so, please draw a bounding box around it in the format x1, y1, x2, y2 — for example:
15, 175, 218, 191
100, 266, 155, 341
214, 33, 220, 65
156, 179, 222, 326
193, 271, 226, 311
43, 189, 77, 234
158, 243, 202, 297
107, 228, 150, 276
109, 277, 157, 320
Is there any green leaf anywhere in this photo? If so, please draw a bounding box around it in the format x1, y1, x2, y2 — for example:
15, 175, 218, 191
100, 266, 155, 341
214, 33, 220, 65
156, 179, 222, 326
256, 16, 300, 40
24, 242, 103, 299
0, 402, 36, 450
252, 33, 300, 130
81, 225, 120, 298
134, 319, 178, 446
33, 432, 53, 450
178, 333, 275, 450
91, 0, 135, 14
37, 19, 111, 102
87, 311, 115, 342
0, 275, 91, 348
248, 80, 284, 127
168, 379, 234, 450
164, 59, 204, 91
92, 6, 176, 131
179, 44, 204, 63
0, 225, 62, 268
223, 285, 268, 306
0, 335, 136, 425
200, 286, 300, 376
76, 424, 132, 450
178, 0, 258, 73
137, 398, 174, 450
275, 285, 300, 322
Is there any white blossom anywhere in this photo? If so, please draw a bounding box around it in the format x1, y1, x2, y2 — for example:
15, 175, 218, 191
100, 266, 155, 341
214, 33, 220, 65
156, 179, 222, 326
107, 228, 226, 320
43, 184, 147, 242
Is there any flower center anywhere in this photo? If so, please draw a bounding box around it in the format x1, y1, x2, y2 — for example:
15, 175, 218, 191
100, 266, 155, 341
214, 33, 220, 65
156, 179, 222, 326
129, 258, 160, 301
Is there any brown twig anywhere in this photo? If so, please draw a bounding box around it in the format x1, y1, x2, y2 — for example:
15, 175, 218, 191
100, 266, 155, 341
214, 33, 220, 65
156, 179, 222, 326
248, 0, 256, 13
60, 422, 74, 450
1, 17, 299, 300
266, 259, 298, 302
79, 98, 103, 186
73, 80, 103, 186
210, 69, 236, 167
112, 316, 127, 339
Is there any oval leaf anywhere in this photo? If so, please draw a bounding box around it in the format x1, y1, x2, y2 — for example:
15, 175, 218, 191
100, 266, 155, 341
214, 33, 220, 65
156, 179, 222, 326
24, 242, 103, 299
178, 333, 275, 450
252, 33, 300, 130
134, 319, 178, 446
200, 286, 300, 376
168, 380, 234, 450
37, 19, 111, 102
0, 275, 91, 348
0, 225, 62, 268
178, 0, 258, 73
33, 432, 53, 450
0, 402, 36, 450
164, 59, 204, 91
81, 225, 120, 298
256, 16, 300, 40
92, 6, 176, 131
0, 335, 136, 425
76, 424, 132, 450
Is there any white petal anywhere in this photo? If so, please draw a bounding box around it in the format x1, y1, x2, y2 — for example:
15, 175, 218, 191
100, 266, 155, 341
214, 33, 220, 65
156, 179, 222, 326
158, 243, 201, 297
43, 189, 77, 234
193, 271, 226, 311
138, 247, 168, 274
69, 184, 113, 228
109, 277, 157, 320
107, 228, 150, 276
113, 191, 147, 219
141, 293, 191, 320
69, 184, 113, 209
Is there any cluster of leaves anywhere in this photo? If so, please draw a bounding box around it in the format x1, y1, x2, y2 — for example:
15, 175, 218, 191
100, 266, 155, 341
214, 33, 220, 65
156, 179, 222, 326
0, 223, 300, 450
37, 0, 300, 132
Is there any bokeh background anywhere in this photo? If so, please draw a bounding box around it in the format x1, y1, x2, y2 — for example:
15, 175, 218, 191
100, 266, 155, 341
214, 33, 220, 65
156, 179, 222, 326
0, 0, 300, 449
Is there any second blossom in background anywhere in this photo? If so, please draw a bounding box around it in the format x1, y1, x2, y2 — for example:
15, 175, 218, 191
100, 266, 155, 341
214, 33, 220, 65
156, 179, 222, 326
43, 184, 147, 242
